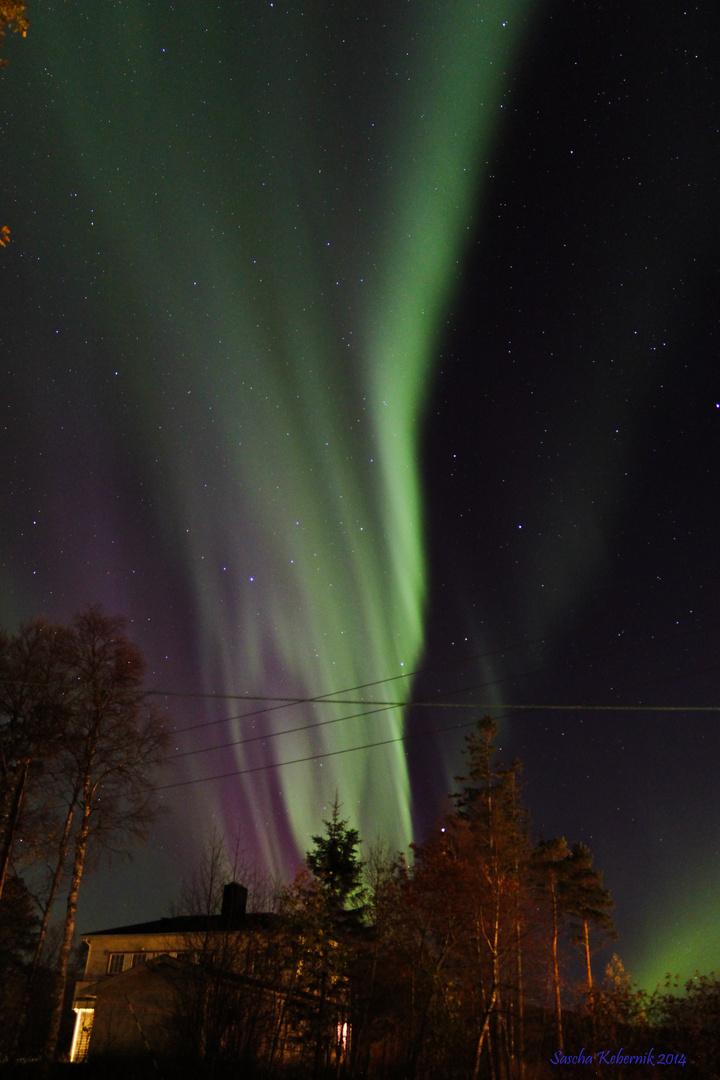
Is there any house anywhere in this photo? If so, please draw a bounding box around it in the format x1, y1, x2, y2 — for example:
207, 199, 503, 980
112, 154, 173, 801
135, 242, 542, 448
70, 882, 280, 1064
70, 881, 362, 1073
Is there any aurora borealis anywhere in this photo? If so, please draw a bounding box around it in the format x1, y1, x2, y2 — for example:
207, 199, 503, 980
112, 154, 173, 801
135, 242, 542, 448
2, 1, 720, 992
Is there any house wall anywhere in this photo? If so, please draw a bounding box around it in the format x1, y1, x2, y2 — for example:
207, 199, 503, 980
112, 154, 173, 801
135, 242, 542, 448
83, 965, 179, 1061
83, 933, 189, 979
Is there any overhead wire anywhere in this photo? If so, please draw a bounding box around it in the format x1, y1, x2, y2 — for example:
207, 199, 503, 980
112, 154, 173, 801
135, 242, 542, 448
157, 700, 720, 791
152, 633, 558, 734
159, 622, 720, 764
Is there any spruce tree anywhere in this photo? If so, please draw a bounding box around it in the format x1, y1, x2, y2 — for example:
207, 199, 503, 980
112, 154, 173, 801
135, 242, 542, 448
306, 795, 364, 912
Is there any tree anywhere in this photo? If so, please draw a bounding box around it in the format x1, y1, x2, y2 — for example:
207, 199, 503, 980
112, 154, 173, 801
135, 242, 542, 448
651, 971, 720, 1076
43, 606, 169, 1062
273, 800, 365, 1078
531, 836, 616, 1052
0, 619, 71, 900
348, 720, 618, 1079
453, 716, 531, 1080
0, 1, 27, 68
351, 842, 408, 1074
0, 874, 37, 1056
1, 0, 29, 249
369, 718, 535, 1080
306, 795, 365, 913
167, 836, 283, 1074
562, 842, 616, 991
531, 836, 570, 1054
593, 955, 650, 1048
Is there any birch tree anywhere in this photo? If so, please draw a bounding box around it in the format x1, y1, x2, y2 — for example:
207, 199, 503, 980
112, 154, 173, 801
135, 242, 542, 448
0, 620, 70, 900
43, 607, 168, 1062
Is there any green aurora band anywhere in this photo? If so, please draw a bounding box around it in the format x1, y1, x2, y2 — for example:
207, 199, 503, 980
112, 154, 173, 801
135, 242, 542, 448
22, 0, 534, 869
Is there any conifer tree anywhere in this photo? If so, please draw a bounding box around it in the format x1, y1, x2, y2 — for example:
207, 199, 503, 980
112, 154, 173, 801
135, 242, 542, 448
278, 797, 364, 1078
563, 842, 617, 990
306, 794, 364, 912
531, 837, 616, 1047
532, 836, 571, 1053
452, 716, 531, 1080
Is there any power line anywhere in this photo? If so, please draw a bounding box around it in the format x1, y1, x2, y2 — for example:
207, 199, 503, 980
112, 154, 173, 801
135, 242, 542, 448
166, 695, 720, 763
158, 714, 487, 792
152, 634, 557, 731
158, 701, 720, 791
168, 694, 720, 710
167, 701, 397, 761
160, 622, 720, 763
153, 621, 720, 740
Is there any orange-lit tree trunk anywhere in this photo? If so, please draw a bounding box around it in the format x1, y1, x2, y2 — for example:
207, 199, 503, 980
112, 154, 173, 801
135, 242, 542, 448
532, 837, 571, 1055
563, 842, 616, 994
454, 719, 529, 1080
549, 876, 563, 1053
11, 790, 78, 1059
42, 607, 168, 1063
43, 797, 92, 1061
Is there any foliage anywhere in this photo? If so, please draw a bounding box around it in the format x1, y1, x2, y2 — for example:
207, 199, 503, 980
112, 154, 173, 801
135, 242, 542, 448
43, 607, 169, 1061
650, 971, 720, 1077
0, 875, 36, 1056
268, 801, 367, 1076
0, 619, 74, 897
345, 717, 619, 1079
0, 0, 27, 68
0, 607, 169, 1062
1, 1, 28, 250
563, 841, 617, 987
306, 796, 365, 913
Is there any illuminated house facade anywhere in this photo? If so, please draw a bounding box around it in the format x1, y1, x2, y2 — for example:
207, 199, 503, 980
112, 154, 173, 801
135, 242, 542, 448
70, 882, 268, 1063
69, 882, 352, 1071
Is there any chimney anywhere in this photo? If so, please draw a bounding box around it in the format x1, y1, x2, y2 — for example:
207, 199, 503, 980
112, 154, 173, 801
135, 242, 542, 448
221, 882, 248, 925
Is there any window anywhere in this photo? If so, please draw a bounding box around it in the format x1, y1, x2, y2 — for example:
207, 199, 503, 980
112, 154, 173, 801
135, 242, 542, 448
107, 953, 125, 974
132, 952, 148, 967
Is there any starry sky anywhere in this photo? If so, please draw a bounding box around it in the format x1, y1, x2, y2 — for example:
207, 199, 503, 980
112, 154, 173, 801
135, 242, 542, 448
1, 1, 719, 991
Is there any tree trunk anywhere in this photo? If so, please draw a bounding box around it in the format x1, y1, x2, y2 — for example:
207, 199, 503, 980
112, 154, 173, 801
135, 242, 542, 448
514, 900, 525, 1080
11, 796, 77, 1058
44, 799, 92, 1062
550, 882, 563, 1053
473, 883, 502, 1080
0, 759, 28, 900
472, 984, 498, 1080
583, 917, 593, 990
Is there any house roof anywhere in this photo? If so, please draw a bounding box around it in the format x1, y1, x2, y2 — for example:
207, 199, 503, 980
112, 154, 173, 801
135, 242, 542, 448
83, 911, 277, 938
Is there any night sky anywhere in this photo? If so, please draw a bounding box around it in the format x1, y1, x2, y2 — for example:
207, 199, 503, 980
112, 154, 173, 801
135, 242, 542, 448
1, 1, 719, 992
